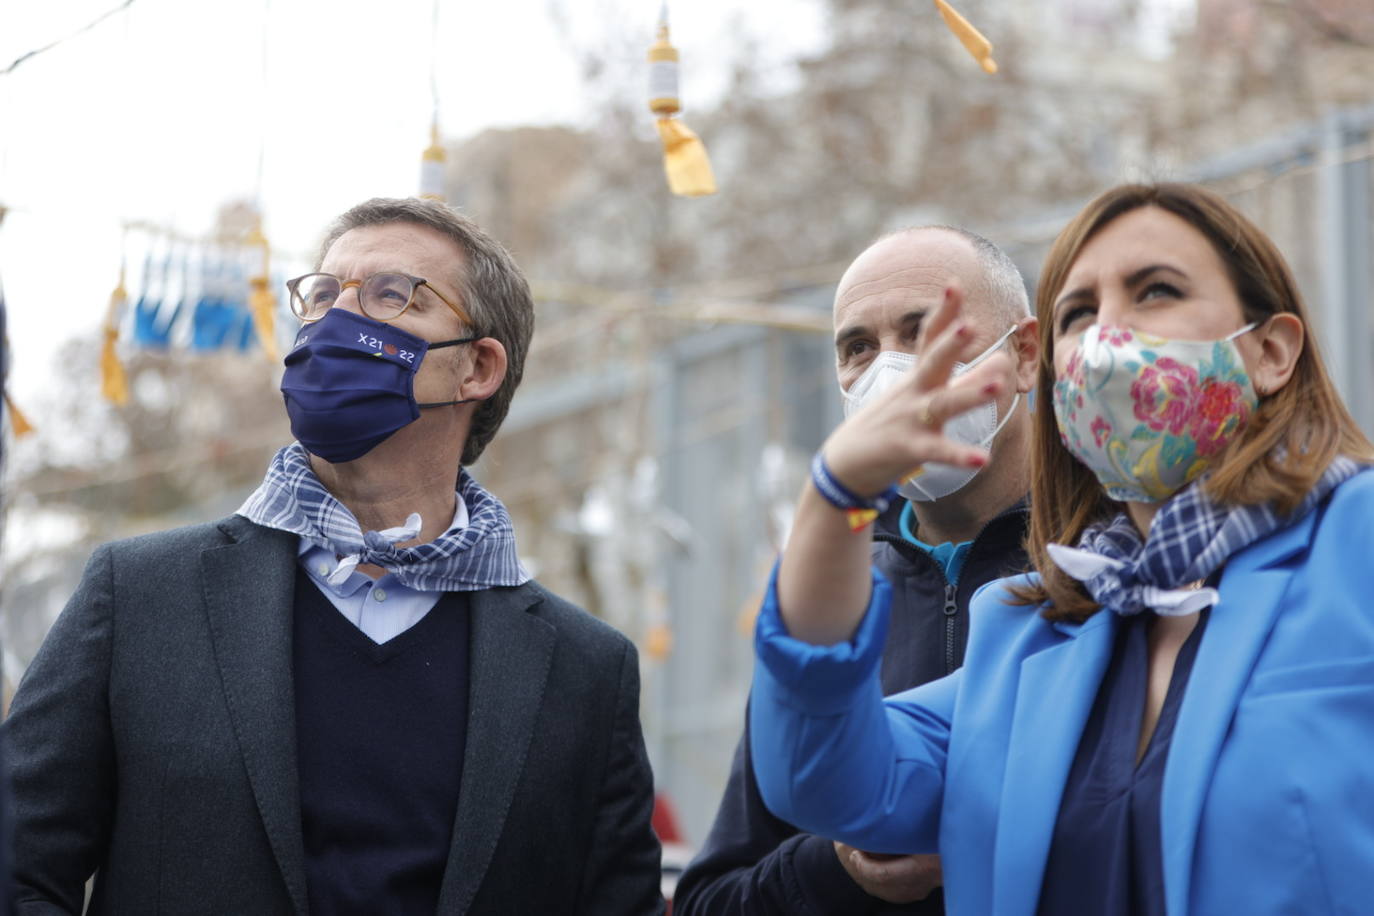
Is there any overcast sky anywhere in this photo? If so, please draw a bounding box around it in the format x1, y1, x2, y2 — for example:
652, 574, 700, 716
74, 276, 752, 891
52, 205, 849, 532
0, 0, 827, 405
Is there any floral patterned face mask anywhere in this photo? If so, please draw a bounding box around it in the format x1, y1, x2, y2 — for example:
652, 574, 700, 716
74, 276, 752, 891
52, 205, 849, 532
1052, 322, 1258, 503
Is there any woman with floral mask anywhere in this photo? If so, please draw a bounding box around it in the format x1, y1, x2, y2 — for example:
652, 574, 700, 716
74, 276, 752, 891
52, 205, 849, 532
747, 183, 1374, 915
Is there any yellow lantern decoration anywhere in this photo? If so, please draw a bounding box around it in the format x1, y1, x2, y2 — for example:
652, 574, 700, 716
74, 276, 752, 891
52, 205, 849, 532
3, 335, 34, 436
420, 121, 446, 201
643, 622, 674, 662
245, 218, 279, 360
101, 264, 130, 406
421, 0, 446, 201
647, 8, 716, 197
934, 0, 998, 74
4, 391, 33, 437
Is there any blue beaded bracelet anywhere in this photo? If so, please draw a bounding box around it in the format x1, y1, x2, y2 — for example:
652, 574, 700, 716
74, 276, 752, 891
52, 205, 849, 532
809, 452, 899, 527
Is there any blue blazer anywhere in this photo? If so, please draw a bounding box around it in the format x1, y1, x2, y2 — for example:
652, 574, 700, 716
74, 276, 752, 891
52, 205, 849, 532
751, 469, 1374, 915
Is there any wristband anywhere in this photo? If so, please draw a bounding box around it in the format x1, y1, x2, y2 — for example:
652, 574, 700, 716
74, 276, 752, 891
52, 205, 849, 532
810, 452, 899, 532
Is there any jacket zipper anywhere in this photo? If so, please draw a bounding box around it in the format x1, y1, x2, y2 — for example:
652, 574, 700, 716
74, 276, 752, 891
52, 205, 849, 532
875, 500, 1029, 677
942, 584, 958, 675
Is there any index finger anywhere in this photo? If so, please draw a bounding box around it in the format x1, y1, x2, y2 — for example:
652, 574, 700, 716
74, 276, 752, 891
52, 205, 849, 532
909, 287, 971, 394
914, 285, 962, 355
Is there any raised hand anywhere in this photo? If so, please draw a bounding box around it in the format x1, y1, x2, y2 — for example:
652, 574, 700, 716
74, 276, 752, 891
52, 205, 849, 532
777, 286, 1009, 646
822, 285, 1009, 499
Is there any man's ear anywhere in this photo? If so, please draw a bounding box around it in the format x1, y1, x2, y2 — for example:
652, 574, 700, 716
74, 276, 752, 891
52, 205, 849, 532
1012, 317, 1040, 394
458, 338, 507, 402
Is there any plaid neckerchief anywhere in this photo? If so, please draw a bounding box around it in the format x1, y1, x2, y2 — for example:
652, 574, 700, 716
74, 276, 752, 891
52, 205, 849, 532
237, 443, 530, 592
1047, 457, 1364, 616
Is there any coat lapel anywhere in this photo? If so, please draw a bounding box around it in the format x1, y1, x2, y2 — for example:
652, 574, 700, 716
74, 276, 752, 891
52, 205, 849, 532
437, 584, 556, 915
1160, 511, 1315, 915
991, 610, 1118, 916
200, 518, 309, 916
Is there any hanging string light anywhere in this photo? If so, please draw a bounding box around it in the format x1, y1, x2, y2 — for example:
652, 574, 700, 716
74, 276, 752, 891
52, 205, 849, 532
99, 4, 134, 406
419, 0, 446, 201
934, 0, 998, 74
245, 0, 279, 358
647, 3, 716, 197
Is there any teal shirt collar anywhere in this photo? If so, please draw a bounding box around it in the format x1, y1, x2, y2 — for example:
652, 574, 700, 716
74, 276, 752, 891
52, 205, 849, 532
899, 500, 974, 586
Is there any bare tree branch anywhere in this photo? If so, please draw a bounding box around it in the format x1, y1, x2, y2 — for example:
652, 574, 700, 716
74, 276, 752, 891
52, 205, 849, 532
1260, 0, 1374, 48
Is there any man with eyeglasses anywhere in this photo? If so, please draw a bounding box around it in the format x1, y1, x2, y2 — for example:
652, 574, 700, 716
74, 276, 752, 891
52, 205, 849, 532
6, 198, 665, 915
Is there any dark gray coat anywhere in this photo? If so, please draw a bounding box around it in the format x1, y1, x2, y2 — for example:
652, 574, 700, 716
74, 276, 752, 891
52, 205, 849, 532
6, 515, 664, 915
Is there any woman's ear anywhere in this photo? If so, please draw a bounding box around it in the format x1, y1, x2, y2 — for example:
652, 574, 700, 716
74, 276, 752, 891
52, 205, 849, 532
1013, 317, 1040, 394
458, 338, 507, 402
1247, 313, 1303, 397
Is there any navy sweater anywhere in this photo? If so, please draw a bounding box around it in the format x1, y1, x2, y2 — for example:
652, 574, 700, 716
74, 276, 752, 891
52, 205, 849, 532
293, 571, 470, 915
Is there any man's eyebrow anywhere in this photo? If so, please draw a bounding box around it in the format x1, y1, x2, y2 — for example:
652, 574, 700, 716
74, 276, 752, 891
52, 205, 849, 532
897, 309, 926, 332
834, 310, 926, 349
835, 324, 870, 350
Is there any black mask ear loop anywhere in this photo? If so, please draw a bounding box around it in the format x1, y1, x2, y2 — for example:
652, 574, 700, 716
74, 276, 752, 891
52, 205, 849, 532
416, 336, 483, 409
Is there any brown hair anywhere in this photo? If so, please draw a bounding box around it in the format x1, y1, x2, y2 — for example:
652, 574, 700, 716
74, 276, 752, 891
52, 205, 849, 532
1012, 183, 1374, 622
319, 197, 534, 467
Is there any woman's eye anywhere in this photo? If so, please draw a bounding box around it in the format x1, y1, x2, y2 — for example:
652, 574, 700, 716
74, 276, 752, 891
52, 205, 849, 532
1140, 281, 1182, 302
1057, 304, 1095, 334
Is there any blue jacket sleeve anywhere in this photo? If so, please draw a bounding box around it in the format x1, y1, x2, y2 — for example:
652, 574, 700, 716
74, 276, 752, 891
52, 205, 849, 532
673, 716, 943, 916
749, 564, 958, 855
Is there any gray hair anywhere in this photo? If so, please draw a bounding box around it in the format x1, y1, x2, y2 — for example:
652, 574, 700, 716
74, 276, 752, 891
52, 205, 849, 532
884, 225, 1030, 324
318, 197, 534, 466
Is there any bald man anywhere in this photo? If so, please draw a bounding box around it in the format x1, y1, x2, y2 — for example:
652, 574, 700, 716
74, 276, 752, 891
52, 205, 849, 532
674, 227, 1038, 915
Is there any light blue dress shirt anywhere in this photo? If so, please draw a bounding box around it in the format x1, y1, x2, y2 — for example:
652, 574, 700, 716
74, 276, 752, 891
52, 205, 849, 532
296, 493, 468, 645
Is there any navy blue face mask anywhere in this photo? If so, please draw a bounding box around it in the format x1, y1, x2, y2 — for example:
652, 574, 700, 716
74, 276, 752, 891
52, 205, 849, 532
281, 308, 477, 463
